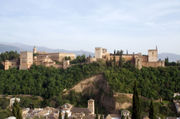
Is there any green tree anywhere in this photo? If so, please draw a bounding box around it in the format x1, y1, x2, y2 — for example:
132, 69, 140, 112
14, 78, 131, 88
121, 115, 125, 119
132, 81, 141, 119
64, 112, 68, 119
149, 100, 156, 119
59, 111, 62, 119
100, 114, 104, 119
70, 55, 86, 64
165, 57, 169, 66
12, 100, 23, 119
113, 55, 116, 67
95, 114, 98, 119
119, 50, 123, 68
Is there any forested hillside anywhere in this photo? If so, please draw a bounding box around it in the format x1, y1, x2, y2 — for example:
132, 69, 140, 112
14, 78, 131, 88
105, 66, 180, 100
0, 62, 105, 99
0, 57, 180, 118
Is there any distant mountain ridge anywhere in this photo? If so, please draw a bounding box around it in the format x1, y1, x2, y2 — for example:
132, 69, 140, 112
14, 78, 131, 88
0, 43, 180, 62
0, 43, 94, 57
159, 53, 180, 62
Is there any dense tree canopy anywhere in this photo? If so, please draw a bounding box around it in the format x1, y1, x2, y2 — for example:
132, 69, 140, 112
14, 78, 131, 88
0, 51, 20, 69
105, 66, 180, 100
0, 51, 19, 62
70, 55, 87, 64
12, 100, 23, 119
132, 81, 141, 119
0, 62, 105, 99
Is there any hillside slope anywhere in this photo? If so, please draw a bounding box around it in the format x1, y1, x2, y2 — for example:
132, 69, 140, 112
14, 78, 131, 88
64, 74, 133, 113
64, 73, 177, 117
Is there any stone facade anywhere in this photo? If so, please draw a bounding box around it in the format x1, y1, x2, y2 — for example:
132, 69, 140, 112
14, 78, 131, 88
19, 52, 33, 70
88, 99, 95, 115
34, 55, 56, 67
47, 52, 75, 62
33, 46, 37, 54
3, 47, 76, 70
3, 60, 19, 70
148, 49, 158, 62
22, 107, 59, 119
95, 47, 110, 59
106, 110, 131, 119
60, 99, 95, 119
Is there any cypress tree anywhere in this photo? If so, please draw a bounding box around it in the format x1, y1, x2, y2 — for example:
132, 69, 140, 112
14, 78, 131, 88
95, 114, 98, 119
121, 115, 125, 119
119, 50, 123, 67
59, 111, 62, 119
149, 100, 156, 119
113, 55, 116, 67
12, 100, 23, 119
64, 112, 68, 119
132, 81, 141, 119
100, 114, 104, 119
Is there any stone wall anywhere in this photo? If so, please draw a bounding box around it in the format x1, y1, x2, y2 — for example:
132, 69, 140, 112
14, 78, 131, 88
142, 61, 165, 68
20, 52, 33, 70
3, 60, 19, 70
47, 53, 75, 62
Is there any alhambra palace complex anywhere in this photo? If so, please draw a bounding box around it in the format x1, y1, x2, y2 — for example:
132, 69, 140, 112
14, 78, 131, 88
94, 47, 165, 69
3, 47, 76, 70
2, 47, 165, 70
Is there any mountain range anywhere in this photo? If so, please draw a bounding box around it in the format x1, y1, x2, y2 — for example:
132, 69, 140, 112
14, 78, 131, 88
0, 43, 180, 62
0, 43, 94, 57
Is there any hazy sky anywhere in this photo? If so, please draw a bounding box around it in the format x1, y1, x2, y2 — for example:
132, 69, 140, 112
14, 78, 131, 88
0, 0, 180, 54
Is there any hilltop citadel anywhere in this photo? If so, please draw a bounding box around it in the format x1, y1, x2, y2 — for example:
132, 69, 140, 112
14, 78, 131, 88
94, 47, 165, 69
2, 47, 165, 70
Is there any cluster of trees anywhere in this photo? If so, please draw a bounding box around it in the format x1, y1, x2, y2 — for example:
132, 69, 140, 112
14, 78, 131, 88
165, 58, 180, 66
0, 51, 20, 69
70, 55, 87, 64
0, 62, 105, 99
105, 66, 180, 100
0, 51, 180, 118
12, 100, 23, 119
0, 99, 22, 119
132, 82, 156, 119
0, 51, 19, 62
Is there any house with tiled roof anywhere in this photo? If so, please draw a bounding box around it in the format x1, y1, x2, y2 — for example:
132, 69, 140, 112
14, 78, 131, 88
60, 99, 95, 119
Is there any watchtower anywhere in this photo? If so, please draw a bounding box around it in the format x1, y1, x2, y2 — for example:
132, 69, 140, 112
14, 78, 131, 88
148, 47, 158, 62
19, 51, 33, 70
33, 46, 37, 54
88, 99, 95, 114
95, 47, 108, 59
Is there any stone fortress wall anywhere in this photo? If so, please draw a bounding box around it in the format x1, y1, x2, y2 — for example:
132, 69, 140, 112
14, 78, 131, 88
2, 46, 165, 70
94, 47, 165, 69
3, 47, 76, 70
2, 59, 19, 70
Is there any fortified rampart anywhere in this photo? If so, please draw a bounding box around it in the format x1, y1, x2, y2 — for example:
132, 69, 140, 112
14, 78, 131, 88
2, 47, 76, 70
94, 47, 165, 69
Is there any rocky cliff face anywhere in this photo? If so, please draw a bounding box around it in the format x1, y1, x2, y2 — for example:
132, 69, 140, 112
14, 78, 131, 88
64, 74, 133, 113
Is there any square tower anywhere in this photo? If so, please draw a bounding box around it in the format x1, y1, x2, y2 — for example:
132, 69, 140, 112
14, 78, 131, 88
20, 51, 33, 70
88, 99, 95, 115
148, 49, 158, 62
95, 47, 108, 59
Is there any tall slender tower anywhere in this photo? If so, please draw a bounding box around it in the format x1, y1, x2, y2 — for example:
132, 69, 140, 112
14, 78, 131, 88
88, 99, 95, 115
33, 46, 37, 54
